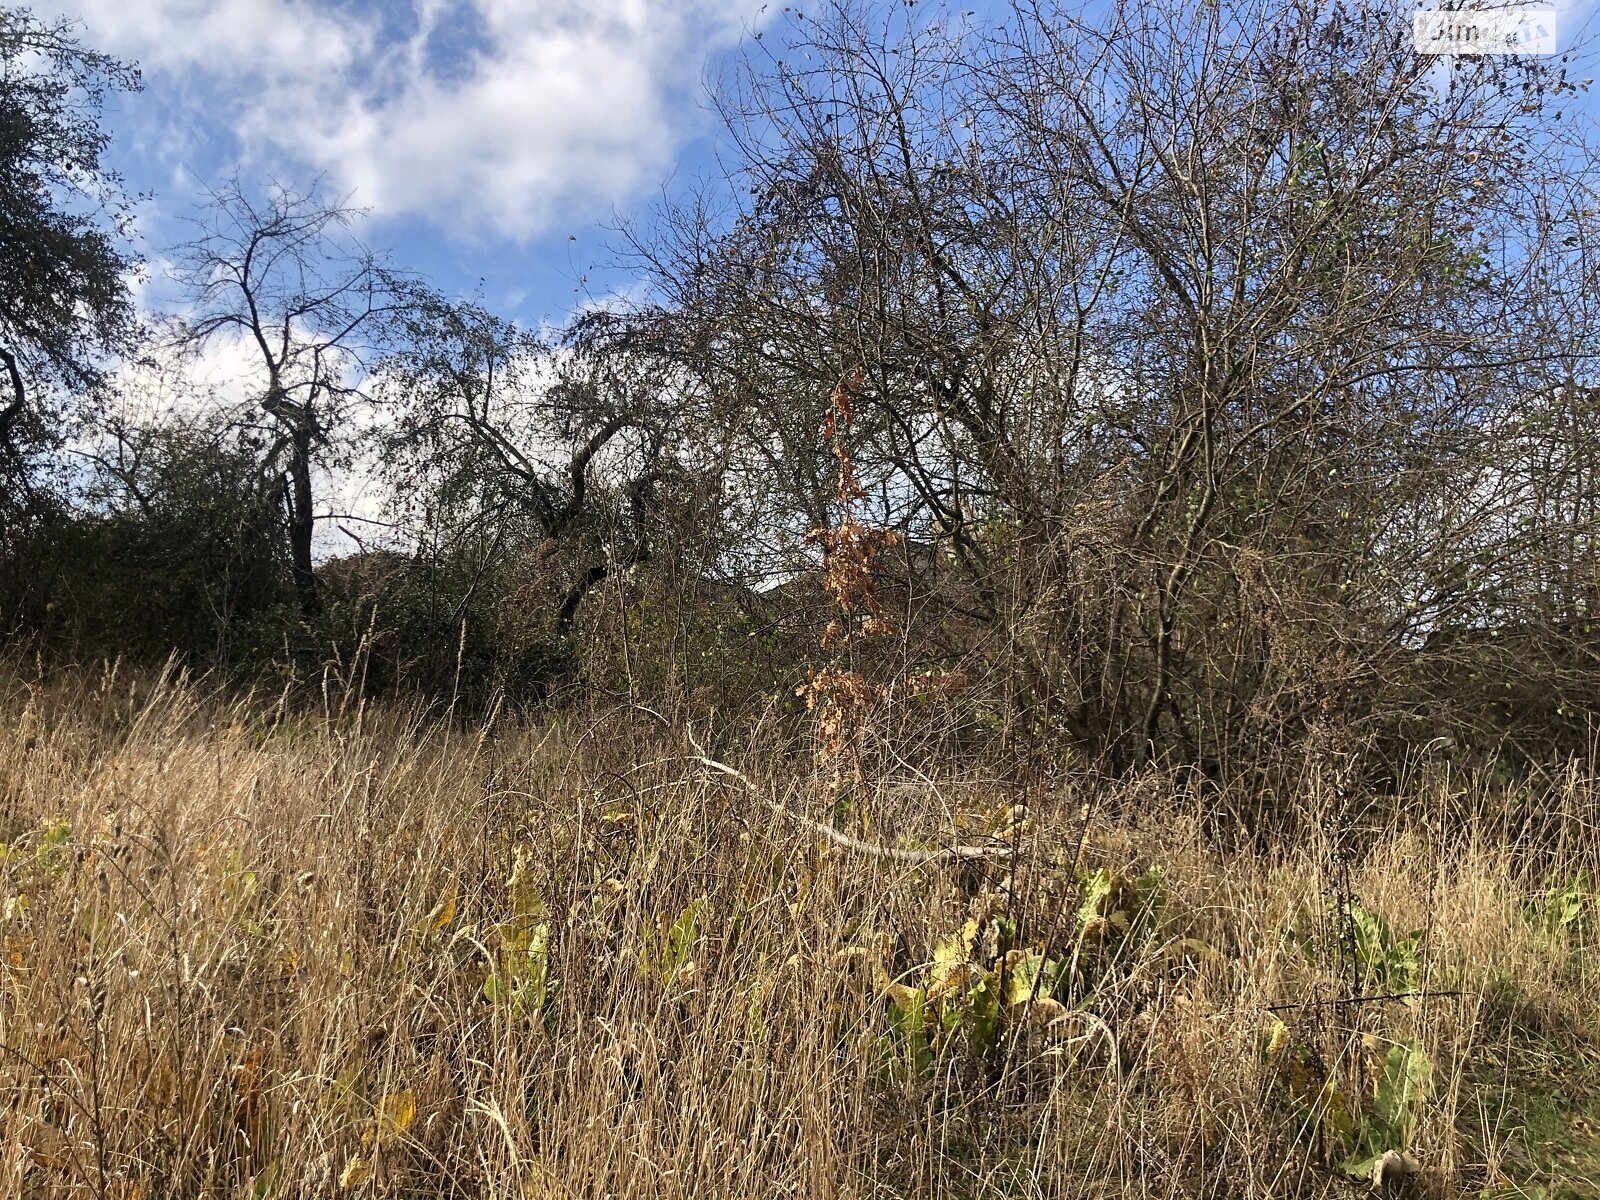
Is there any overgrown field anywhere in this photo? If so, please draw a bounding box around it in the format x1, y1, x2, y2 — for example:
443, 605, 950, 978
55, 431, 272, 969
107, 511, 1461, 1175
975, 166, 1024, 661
1, 669, 1597, 1199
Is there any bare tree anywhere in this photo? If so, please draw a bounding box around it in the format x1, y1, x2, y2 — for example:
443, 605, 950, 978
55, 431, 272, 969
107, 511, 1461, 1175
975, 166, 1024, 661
630, 0, 1600, 776
168, 178, 404, 617
376, 295, 710, 637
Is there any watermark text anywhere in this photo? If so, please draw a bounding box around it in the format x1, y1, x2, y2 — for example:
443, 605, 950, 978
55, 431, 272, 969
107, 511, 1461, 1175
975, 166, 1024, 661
1413, 6, 1557, 55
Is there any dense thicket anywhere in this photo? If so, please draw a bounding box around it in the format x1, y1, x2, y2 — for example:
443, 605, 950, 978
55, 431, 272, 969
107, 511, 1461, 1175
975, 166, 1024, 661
4, 0, 1598, 796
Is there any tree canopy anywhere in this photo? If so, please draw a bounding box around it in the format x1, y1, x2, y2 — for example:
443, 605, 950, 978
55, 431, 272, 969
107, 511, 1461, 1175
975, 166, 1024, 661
0, 7, 142, 484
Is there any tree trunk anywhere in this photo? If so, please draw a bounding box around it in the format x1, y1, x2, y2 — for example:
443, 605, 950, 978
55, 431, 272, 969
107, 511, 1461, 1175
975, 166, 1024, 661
556, 563, 608, 637
0, 347, 26, 460
286, 426, 320, 617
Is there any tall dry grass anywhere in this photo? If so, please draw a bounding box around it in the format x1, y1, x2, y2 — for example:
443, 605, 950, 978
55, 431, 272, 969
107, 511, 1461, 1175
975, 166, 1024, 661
0, 665, 1596, 1199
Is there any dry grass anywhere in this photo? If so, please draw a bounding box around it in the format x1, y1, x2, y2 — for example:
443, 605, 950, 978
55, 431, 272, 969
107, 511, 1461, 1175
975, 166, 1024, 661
0, 666, 1597, 1199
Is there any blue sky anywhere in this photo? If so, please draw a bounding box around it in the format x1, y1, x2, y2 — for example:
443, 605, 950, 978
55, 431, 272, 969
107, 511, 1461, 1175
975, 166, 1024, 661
26, 0, 1600, 554
36, 0, 1600, 333
37, 0, 792, 328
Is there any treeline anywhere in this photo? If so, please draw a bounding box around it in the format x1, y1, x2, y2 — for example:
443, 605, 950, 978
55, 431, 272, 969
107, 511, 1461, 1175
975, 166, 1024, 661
3, 1, 1598, 790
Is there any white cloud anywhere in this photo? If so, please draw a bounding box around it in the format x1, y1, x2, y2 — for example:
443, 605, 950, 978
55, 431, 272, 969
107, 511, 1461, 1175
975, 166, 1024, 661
103, 330, 396, 556
48, 0, 763, 240
110, 329, 267, 425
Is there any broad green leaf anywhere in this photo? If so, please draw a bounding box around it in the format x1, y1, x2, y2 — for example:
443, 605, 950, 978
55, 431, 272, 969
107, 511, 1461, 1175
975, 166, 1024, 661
664, 897, 705, 978
1131, 866, 1167, 936
641, 897, 706, 984
1002, 950, 1046, 1007
1077, 868, 1117, 928
1373, 1038, 1432, 1147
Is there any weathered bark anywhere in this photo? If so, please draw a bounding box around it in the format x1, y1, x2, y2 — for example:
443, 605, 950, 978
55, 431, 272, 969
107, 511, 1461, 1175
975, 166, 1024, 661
555, 563, 609, 637
0, 347, 25, 458
285, 424, 320, 617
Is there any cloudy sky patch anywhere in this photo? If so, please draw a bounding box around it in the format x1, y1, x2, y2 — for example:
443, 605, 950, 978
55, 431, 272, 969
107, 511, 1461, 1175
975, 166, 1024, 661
39, 0, 771, 321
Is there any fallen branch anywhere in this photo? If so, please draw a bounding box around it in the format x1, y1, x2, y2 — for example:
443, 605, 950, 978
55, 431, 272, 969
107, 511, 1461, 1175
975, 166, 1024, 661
1262, 990, 1467, 1014
686, 751, 1012, 864
630, 704, 1014, 864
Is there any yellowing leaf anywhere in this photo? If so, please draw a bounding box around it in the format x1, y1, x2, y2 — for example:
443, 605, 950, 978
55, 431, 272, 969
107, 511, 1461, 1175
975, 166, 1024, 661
416, 878, 458, 935
4, 934, 32, 969
1162, 937, 1223, 968
1001, 950, 1046, 1007
1373, 1038, 1432, 1147
507, 847, 546, 924
363, 1089, 416, 1148
924, 961, 972, 1000
338, 1153, 371, 1190
928, 918, 979, 994
522, 1161, 566, 1199
1265, 1018, 1291, 1060
883, 981, 920, 1010
640, 897, 704, 984
328, 1056, 369, 1116
1318, 1079, 1354, 1138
